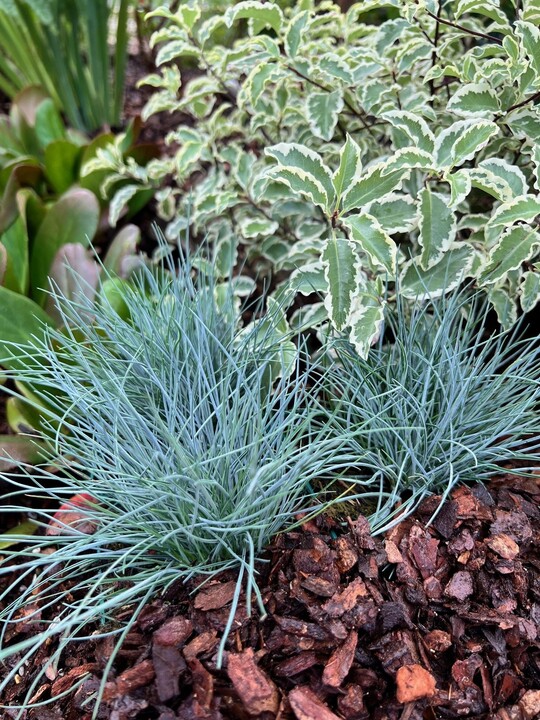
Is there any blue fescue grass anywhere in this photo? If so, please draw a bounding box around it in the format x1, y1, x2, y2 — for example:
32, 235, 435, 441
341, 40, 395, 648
0, 247, 358, 717
321, 290, 540, 534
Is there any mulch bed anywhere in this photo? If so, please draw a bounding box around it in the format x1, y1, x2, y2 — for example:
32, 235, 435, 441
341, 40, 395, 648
2, 472, 540, 720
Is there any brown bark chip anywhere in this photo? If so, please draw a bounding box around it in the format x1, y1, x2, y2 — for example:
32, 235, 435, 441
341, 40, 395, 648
194, 581, 237, 611
519, 690, 540, 719
322, 578, 369, 617
322, 630, 358, 688
115, 660, 156, 697
153, 616, 193, 647
395, 664, 437, 703
444, 570, 474, 601
288, 686, 342, 720
486, 533, 520, 560
227, 648, 280, 715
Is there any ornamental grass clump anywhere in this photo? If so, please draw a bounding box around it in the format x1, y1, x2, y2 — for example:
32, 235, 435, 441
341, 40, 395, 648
322, 290, 540, 535
0, 249, 355, 714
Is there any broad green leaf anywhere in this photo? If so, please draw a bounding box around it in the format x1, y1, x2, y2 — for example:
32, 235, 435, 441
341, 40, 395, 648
284, 11, 310, 57
0, 286, 53, 370
306, 90, 344, 142
266, 143, 335, 210
348, 285, 385, 358
103, 224, 141, 277
224, 2, 283, 33
343, 212, 397, 273
333, 135, 362, 206
0, 211, 29, 295
479, 226, 540, 284
342, 164, 405, 213
0, 519, 39, 547
435, 120, 499, 170
418, 188, 457, 270
44, 140, 83, 195
30, 189, 100, 307
401, 244, 476, 298
446, 170, 471, 207
520, 270, 540, 312
447, 82, 500, 118
366, 194, 418, 233
383, 110, 435, 153
34, 99, 65, 149
322, 235, 358, 331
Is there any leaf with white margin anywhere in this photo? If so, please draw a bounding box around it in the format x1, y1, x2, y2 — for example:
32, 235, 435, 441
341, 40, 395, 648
515, 21, 540, 79
237, 216, 279, 239
343, 212, 397, 274
488, 195, 540, 228
285, 11, 310, 58
224, 2, 283, 33
401, 244, 476, 298
265, 143, 335, 210
446, 169, 471, 207
418, 188, 457, 270
244, 62, 281, 106
520, 270, 540, 312
533, 144, 540, 192
488, 287, 517, 329
435, 120, 498, 170
366, 194, 418, 233
383, 110, 435, 153
454, 0, 511, 29
382, 147, 435, 175
319, 55, 354, 84
333, 134, 362, 207
290, 302, 328, 332
267, 167, 330, 210
342, 164, 405, 213
447, 82, 500, 118
306, 90, 344, 142
289, 261, 328, 296
469, 159, 528, 203
323, 235, 359, 331
479, 226, 540, 285
348, 284, 385, 359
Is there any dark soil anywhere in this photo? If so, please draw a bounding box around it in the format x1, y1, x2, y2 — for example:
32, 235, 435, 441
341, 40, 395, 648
2, 473, 540, 720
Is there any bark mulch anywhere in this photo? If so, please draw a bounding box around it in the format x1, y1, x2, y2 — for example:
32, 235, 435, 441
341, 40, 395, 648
2, 473, 540, 720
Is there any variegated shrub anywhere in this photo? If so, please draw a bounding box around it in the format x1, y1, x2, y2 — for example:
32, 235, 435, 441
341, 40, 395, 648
106, 0, 540, 355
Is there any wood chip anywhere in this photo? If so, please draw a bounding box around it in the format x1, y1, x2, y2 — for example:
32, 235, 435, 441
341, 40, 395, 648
486, 533, 520, 560
322, 578, 369, 617
395, 664, 437, 703
153, 616, 193, 647
322, 630, 358, 688
115, 660, 155, 697
194, 580, 237, 611
227, 648, 279, 715
289, 686, 342, 720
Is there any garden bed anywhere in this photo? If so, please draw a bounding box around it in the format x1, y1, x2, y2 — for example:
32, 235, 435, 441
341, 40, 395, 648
3, 473, 540, 720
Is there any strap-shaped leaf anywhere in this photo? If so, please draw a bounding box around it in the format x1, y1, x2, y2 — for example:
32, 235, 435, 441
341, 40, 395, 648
342, 163, 405, 213
447, 82, 500, 118
224, 2, 283, 33
435, 120, 499, 170
479, 226, 540, 285
401, 244, 476, 298
333, 134, 362, 205
348, 284, 385, 359
383, 110, 435, 153
265, 144, 335, 211
366, 194, 418, 233
306, 90, 344, 142
343, 212, 397, 274
418, 188, 457, 271
322, 235, 359, 331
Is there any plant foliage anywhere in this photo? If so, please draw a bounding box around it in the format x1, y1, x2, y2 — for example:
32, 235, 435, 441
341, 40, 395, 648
103, 0, 540, 356
0, 247, 355, 716
321, 288, 540, 534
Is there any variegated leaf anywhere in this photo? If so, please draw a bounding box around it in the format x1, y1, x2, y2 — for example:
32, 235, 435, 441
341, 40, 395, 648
488, 287, 518, 329
383, 110, 435, 153
342, 164, 405, 213
224, 2, 283, 33
520, 270, 540, 312
343, 213, 397, 274
306, 90, 344, 142
265, 143, 335, 211
401, 244, 476, 298
333, 134, 363, 207
348, 285, 385, 358
366, 194, 418, 233
418, 188, 457, 270
284, 11, 310, 58
435, 120, 499, 170
479, 226, 540, 285
447, 82, 500, 118
446, 170, 472, 208
323, 235, 359, 331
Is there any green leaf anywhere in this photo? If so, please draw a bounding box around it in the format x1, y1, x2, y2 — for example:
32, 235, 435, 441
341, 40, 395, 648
401, 244, 476, 298
0, 286, 53, 370
322, 235, 358, 331
479, 226, 540, 285
520, 270, 540, 312
488, 194, 540, 228
0, 519, 39, 548
488, 287, 517, 329
383, 110, 435, 153
435, 120, 499, 170
447, 82, 500, 118
418, 188, 457, 270
44, 140, 83, 195
103, 225, 141, 277
34, 99, 66, 149
348, 283, 385, 358
284, 11, 310, 58
306, 90, 344, 142
343, 212, 397, 274
383, 147, 434, 174
266, 143, 335, 210
0, 211, 29, 295
366, 194, 418, 233
342, 164, 405, 213
30, 189, 100, 307
224, 2, 283, 33
515, 21, 540, 80
333, 135, 362, 207
446, 169, 472, 207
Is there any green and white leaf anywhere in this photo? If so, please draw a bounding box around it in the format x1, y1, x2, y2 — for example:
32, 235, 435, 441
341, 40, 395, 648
383, 110, 435, 154
366, 194, 418, 233
446, 169, 472, 207
515, 21, 540, 81
401, 244, 476, 298
488, 286, 518, 329
520, 270, 540, 312
238, 216, 279, 239
284, 11, 310, 58
342, 163, 405, 213
306, 90, 344, 142
435, 120, 499, 170
479, 226, 540, 284
487, 194, 540, 228
383, 147, 435, 175
418, 188, 457, 270
322, 235, 359, 331
343, 212, 397, 274
447, 82, 500, 118
333, 134, 363, 207
224, 2, 283, 33
265, 143, 335, 210
348, 285, 385, 358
